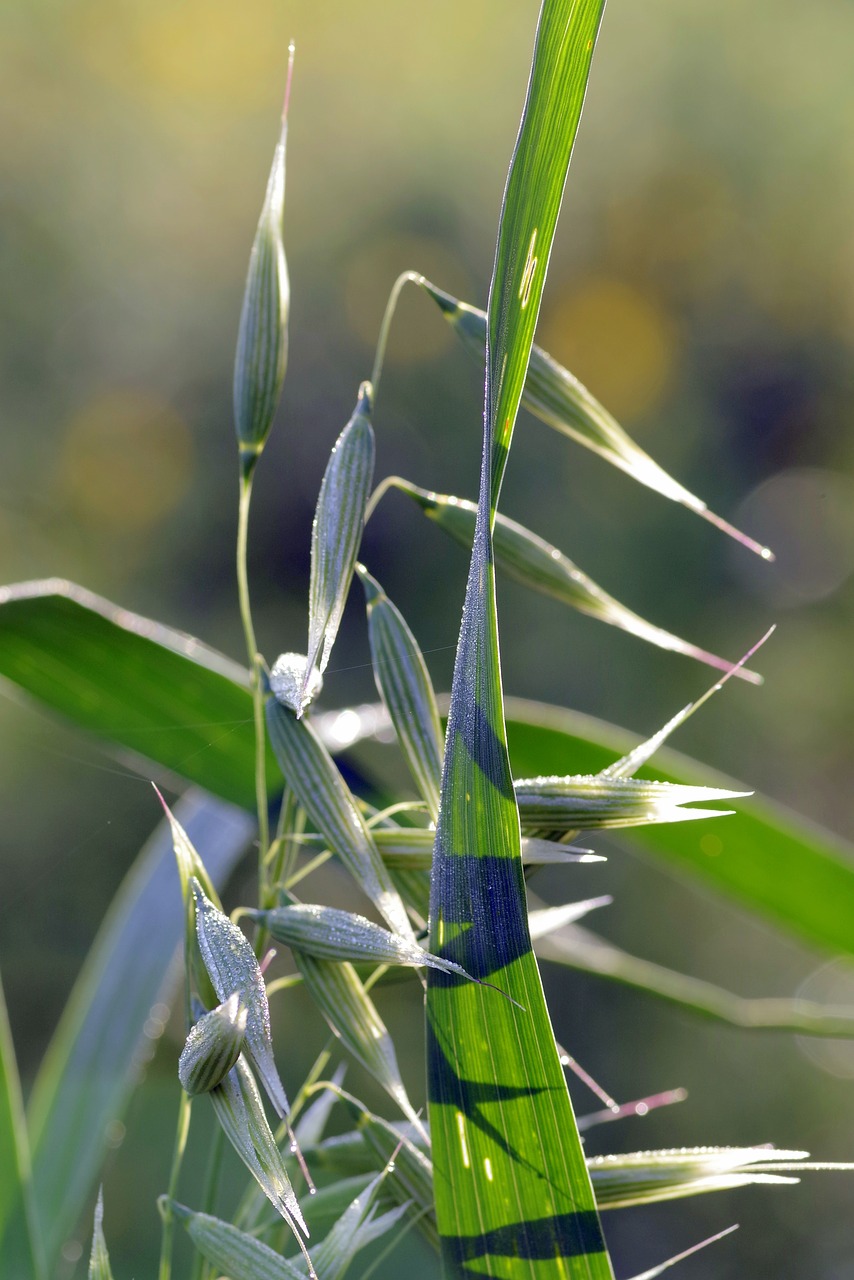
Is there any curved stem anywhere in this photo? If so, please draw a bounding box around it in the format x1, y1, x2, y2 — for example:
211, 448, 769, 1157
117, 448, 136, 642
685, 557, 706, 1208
237, 473, 270, 886
364, 473, 405, 525
158, 1091, 193, 1280
370, 270, 424, 403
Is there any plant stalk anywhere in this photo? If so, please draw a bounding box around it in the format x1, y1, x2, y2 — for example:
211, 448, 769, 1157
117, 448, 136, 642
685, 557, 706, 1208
237, 471, 270, 888
370, 270, 423, 403
157, 1090, 193, 1280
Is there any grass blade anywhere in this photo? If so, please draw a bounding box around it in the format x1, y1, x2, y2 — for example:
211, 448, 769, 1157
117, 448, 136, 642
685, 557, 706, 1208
418, 279, 771, 560
266, 697, 413, 941
391, 478, 761, 684
357, 563, 443, 819
426, 2, 613, 1276
0, 579, 264, 810
4, 583, 853, 967
0, 971, 44, 1280
302, 385, 376, 713
26, 792, 252, 1269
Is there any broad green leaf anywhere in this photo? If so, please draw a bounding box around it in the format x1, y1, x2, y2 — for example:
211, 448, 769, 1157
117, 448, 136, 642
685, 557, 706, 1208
26, 791, 252, 1269
87, 1189, 114, 1280
0, 971, 43, 1280
294, 953, 424, 1138
266, 696, 414, 942
416, 279, 771, 560
426, 2, 613, 1277
502, 696, 854, 960
357, 563, 443, 818
302, 385, 376, 713
0, 579, 264, 810
391, 478, 761, 684
166, 1200, 306, 1280
535, 921, 854, 1037
192, 879, 289, 1117
234, 61, 292, 476
4, 582, 854, 964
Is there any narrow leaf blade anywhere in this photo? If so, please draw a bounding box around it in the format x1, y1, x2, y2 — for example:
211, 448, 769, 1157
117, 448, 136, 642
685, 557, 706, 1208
26, 792, 252, 1267
426, 3, 614, 1277
0, 971, 44, 1280
5, 582, 851, 966
0, 580, 264, 810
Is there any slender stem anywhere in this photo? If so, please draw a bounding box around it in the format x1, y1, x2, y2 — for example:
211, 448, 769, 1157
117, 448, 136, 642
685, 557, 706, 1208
237, 472, 270, 886
158, 1091, 193, 1280
268, 788, 305, 894
189, 1123, 225, 1280
370, 270, 424, 402
364, 473, 405, 524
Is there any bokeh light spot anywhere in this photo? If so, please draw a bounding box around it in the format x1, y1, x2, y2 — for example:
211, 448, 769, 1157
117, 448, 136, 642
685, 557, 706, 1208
57, 390, 193, 532
732, 468, 854, 607
538, 277, 676, 421
67, 0, 290, 109
797, 960, 854, 1079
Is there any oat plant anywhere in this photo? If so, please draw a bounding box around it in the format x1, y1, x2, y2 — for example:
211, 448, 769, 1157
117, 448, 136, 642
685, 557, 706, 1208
2, 3, 854, 1278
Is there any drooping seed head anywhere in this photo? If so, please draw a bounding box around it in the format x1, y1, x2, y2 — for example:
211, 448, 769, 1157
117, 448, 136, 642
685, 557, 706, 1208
178, 992, 248, 1095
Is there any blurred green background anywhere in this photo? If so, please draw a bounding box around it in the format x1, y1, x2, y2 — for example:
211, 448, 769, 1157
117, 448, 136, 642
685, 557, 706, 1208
2, 0, 854, 1275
